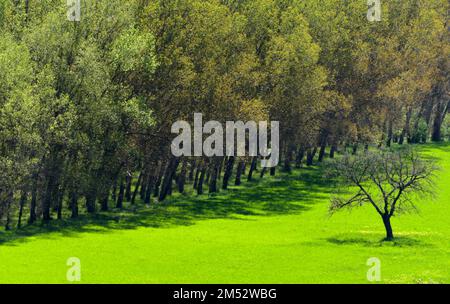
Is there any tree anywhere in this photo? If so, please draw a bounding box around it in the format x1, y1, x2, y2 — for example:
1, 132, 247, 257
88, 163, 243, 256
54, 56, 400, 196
328, 148, 437, 240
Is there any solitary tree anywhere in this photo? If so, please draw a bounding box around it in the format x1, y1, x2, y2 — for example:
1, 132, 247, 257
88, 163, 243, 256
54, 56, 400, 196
328, 148, 437, 241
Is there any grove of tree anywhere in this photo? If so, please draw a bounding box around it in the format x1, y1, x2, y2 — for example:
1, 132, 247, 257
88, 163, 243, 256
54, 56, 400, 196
0, 0, 448, 231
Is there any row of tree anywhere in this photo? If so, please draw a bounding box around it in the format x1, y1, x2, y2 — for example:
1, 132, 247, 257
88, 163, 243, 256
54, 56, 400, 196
0, 0, 448, 229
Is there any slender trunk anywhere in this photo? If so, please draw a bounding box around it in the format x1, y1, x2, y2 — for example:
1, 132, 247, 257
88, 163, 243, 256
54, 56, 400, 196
5, 192, 13, 231
306, 148, 316, 166
178, 159, 187, 193
247, 156, 258, 181
386, 119, 393, 147
282, 144, 294, 172
217, 157, 224, 181
43, 176, 55, 222
400, 107, 413, 144
270, 167, 276, 176
318, 144, 326, 162
144, 169, 156, 205
159, 158, 180, 201
260, 166, 267, 178
153, 161, 166, 198
131, 172, 143, 204
295, 147, 305, 168
329, 145, 337, 158
116, 177, 125, 209
318, 132, 329, 162
432, 105, 446, 142
382, 215, 394, 241
18, 191, 27, 228
235, 161, 244, 186
100, 187, 109, 211
70, 191, 79, 218
222, 156, 235, 190
29, 178, 38, 224
197, 166, 207, 195
125, 172, 132, 202
193, 163, 201, 189
188, 160, 196, 181
57, 185, 65, 220
111, 178, 118, 202
205, 169, 211, 185
85, 192, 96, 213
209, 160, 219, 193
140, 171, 148, 200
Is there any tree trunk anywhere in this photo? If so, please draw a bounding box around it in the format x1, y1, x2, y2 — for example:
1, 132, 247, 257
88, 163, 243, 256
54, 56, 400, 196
188, 160, 196, 181
131, 172, 143, 204
283, 144, 293, 172
159, 158, 180, 201
100, 188, 109, 211
70, 191, 79, 218
29, 177, 38, 224
247, 156, 258, 181
270, 167, 276, 176
205, 169, 211, 185
56, 185, 66, 220
153, 161, 166, 198
5, 193, 13, 231
116, 177, 125, 208
43, 176, 55, 222
306, 147, 316, 166
18, 191, 27, 228
329, 145, 337, 158
197, 166, 207, 195
431, 100, 449, 142
386, 119, 393, 147
399, 107, 412, 144
193, 163, 201, 189
140, 171, 148, 200
209, 160, 219, 193
144, 170, 156, 205
318, 144, 326, 162
260, 166, 267, 178
382, 215, 394, 241
111, 178, 118, 202
217, 157, 224, 181
295, 147, 305, 168
178, 159, 187, 193
235, 161, 245, 186
222, 156, 234, 190
85, 191, 96, 213
125, 172, 132, 202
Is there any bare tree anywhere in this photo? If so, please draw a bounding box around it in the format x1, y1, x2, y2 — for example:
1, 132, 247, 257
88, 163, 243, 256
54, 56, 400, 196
327, 148, 437, 241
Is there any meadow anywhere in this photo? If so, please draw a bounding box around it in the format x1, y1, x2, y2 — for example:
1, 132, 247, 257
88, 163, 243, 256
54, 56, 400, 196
0, 143, 449, 284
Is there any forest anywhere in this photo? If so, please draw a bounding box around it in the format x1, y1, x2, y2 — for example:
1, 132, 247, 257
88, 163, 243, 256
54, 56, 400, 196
0, 0, 448, 235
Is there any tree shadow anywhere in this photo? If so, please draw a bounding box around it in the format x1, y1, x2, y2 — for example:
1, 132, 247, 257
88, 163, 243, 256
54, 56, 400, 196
326, 234, 428, 248
0, 167, 330, 246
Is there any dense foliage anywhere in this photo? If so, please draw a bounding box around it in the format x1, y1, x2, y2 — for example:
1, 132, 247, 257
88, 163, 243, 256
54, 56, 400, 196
0, 0, 448, 229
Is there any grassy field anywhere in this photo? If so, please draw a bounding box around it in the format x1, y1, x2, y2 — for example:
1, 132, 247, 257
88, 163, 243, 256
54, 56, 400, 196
0, 143, 449, 284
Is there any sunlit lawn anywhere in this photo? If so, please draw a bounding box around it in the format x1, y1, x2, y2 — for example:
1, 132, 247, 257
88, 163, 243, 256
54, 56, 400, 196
0, 143, 449, 283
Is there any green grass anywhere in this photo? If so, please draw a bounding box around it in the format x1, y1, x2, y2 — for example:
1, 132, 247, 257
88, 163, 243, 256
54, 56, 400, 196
1, 143, 450, 284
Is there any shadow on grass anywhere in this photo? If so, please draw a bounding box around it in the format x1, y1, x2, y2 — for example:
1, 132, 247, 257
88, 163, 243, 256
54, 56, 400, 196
0, 166, 331, 246
326, 235, 428, 248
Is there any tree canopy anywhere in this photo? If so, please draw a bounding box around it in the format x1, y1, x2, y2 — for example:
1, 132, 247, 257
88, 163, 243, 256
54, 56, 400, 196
0, 0, 448, 230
